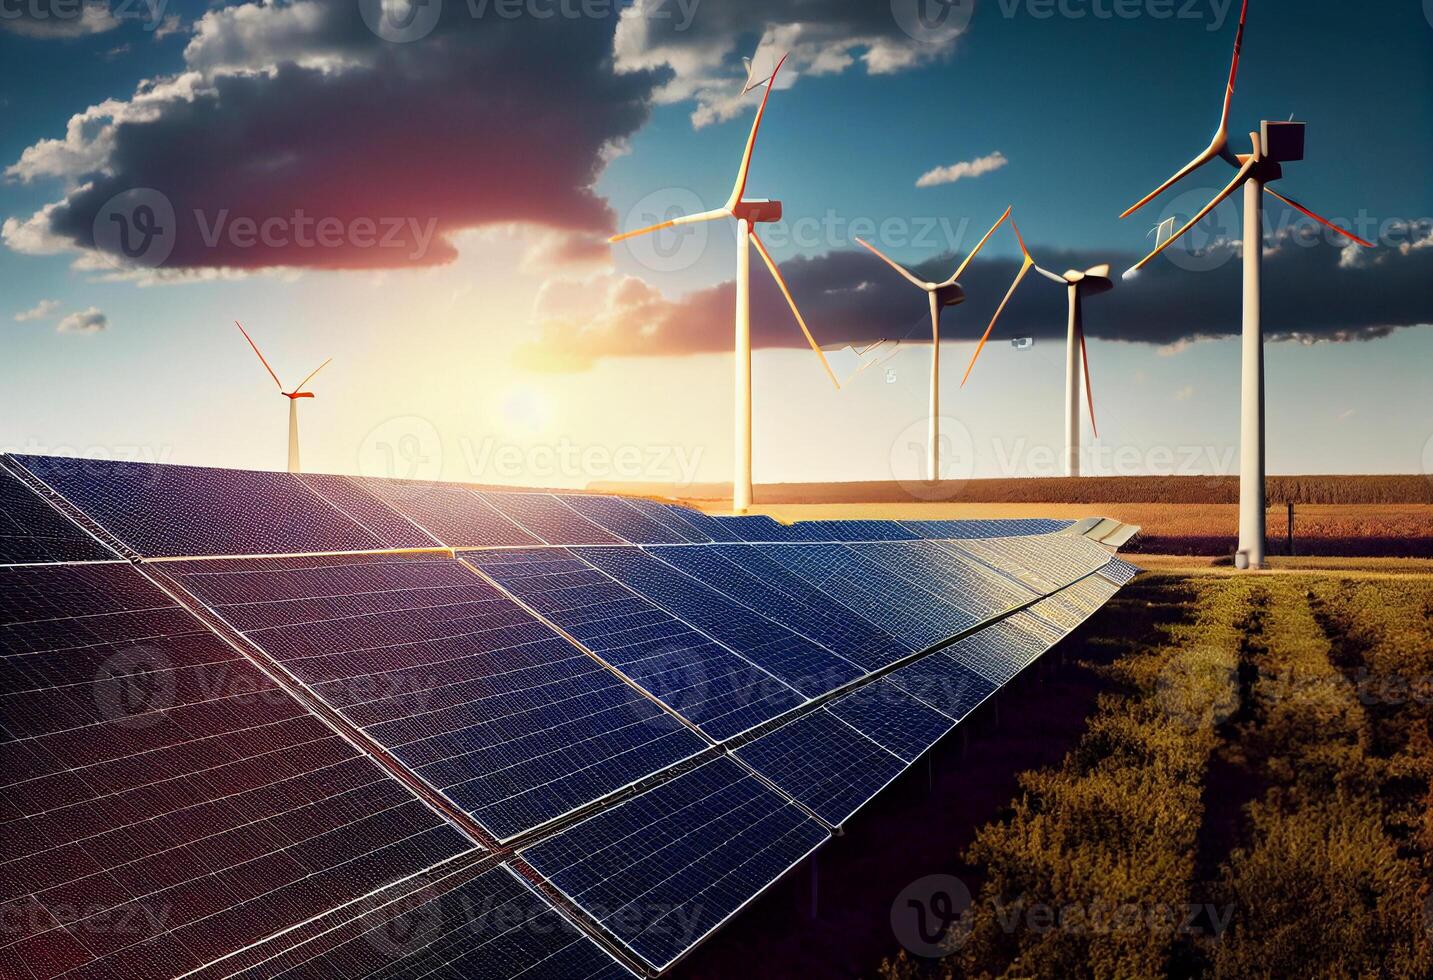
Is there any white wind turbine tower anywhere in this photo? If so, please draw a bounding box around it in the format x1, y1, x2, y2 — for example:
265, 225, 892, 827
854, 207, 1019, 481
1032, 262, 1113, 476
610, 53, 839, 513
235, 321, 332, 474
1118, 0, 1370, 568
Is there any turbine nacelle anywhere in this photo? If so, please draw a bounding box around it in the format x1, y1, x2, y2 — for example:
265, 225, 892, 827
283, 391, 316, 400
934, 283, 966, 308
731, 199, 783, 224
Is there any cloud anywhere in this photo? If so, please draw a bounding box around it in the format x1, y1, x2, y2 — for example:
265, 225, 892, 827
0, 0, 119, 38
613, 0, 968, 128
56, 307, 107, 334
1173, 385, 1195, 401
151, 14, 183, 40
14, 299, 61, 322
5, 0, 662, 272
916, 151, 1008, 189
522, 227, 1433, 371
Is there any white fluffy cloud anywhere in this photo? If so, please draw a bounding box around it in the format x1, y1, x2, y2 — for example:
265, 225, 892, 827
56, 307, 108, 334
14, 299, 61, 322
916, 151, 1009, 188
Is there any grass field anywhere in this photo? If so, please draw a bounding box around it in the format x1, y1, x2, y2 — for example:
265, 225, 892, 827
875, 566, 1433, 979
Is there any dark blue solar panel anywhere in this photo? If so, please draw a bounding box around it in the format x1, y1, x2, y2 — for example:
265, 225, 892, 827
164, 553, 707, 841
886, 652, 999, 720
734, 544, 985, 652
561, 496, 691, 545
651, 505, 743, 542
233, 865, 636, 980
648, 544, 911, 672
518, 757, 827, 972
733, 709, 907, 827
355, 477, 539, 548
297, 473, 438, 549
0, 461, 116, 565
0, 562, 475, 980
825, 678, 956, 763
577, 547, 864, 697
623, 499, 711, 543
12, 455, 381, 558
466, 550, 804, 741
939, 618, 1047, 684
898, 518, 1073, 539
782, 520, 918, 542
947, 534, 1110, 593
477, 492, 625, 546
848, 541, 1035, 618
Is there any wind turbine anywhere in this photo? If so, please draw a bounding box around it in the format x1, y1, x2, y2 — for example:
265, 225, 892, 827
234, 321, 332, 474
1117, 0, 1371, 568
1032, 263, 1113, 477
609, 53, 839, 513
854, 207, 1016, 481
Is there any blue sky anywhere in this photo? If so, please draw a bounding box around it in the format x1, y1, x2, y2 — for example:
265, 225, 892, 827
2, 0, 1430, 486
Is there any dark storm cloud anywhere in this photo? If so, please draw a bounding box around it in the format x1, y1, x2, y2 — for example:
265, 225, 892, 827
9, 0, 662, 269
519, 228, 1433, 369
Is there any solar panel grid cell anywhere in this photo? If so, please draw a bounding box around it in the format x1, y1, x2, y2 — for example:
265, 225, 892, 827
0, 562, 475, 980
848, 541, 1036, 617
733, 709, 908, 827
226, 865, 636, 980
938, 619, 1046, 685
354, 478, 539, 549
162, 554, 708, 841
296, 474, 437, 550
886, 652, 1000, 721
647, 544, 912, 674
466, 550, 806, 741
1098, 557, 1140, 586
825, 678, 956, 763
560, 496, 691, 545
12, 456, 381, 559
476, 493, 625, 546
577, 547, 865, 698
517, 757, 828, 972
0, 463, 116, 566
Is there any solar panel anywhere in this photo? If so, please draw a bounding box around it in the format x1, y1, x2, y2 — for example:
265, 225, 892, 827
297, 473, 438, 549
517, 757, 827, 972
622, 499, 713, 543
939, 618, 1047, 684
733, 544, 987, 652
224, 864, 637, 980
1099, 556, 1140, 586
898, 518, 1073, 539
561, 496, 692, 545
780, 520, 918, 542
476, 492, 625, 546
648, 505, 742, 543
0, 462, 115, 565
464, 550, 805, 741
162, 553, 708, 841
848, 541, 1036, 618
10, 456, 382, 558
951, 534, 1111, 593
577, 547, 865, 697
355, 477, 538, 549
825, 677, 957, 763
733, 709, 908, 827
886, 651, 999, 721
645, 544, 911, 672
0, 562, 476, 979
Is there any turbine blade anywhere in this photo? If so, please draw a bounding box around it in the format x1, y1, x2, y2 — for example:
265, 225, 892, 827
1119, 138, 1226, 219
293, 357, 332, 395
1080, 326, 1097, 438
961, 222, 1035, 387
726, 53, 789, 211
1124, 154, 1257, 275
854, 237, 927, 289
946, 206, 1012, 285
609, 208, 728, 243
1220, 0, 1249, 137
751, 231, 841, 390
1264, 188, 1375, 247
235, 320, 284, 391
1035, 264, 1067, 285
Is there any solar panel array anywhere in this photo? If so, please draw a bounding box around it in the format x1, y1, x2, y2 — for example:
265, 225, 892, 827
0, 455, 1135, 979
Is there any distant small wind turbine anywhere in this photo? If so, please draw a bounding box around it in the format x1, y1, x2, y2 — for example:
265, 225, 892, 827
1116, 0, 1371, 568
1032, 263, 1114, 477
854, 208, 1016, 481
611, 53, 838, 513
235, 321, 331, 474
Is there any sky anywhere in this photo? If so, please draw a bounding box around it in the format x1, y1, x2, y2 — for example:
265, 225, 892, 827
2, 0, 1431, 489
